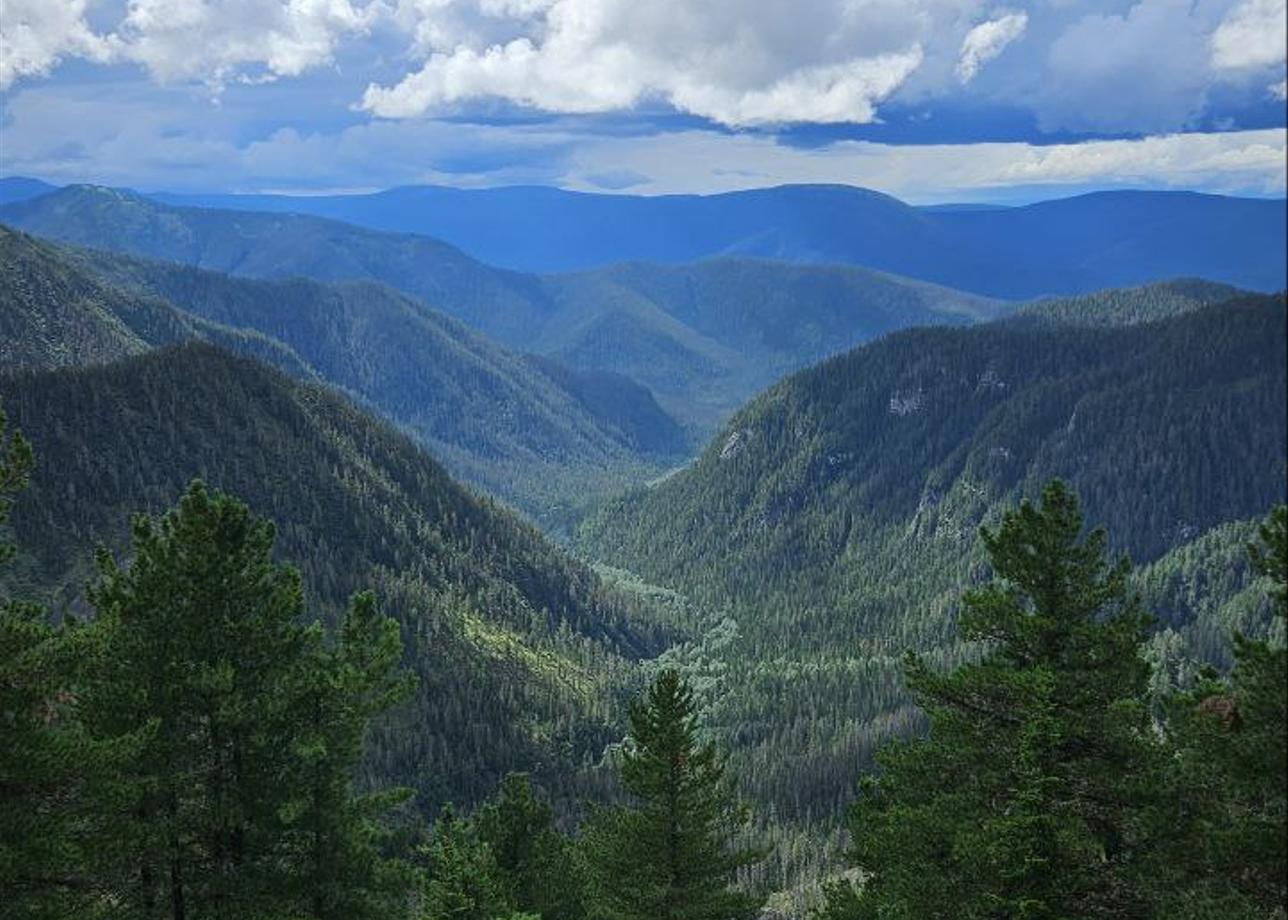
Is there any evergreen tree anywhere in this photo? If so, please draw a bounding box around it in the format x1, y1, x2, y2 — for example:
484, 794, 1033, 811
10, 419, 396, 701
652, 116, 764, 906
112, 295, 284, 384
822, 480, 1156, 919
1145, 503, 1287, 917
84, 480, 413, 919
0, 409, 142, 919
583, 668, 760, 920
475, 773, 588, 920
419, 804, 512, 920
284, 590, 417, 920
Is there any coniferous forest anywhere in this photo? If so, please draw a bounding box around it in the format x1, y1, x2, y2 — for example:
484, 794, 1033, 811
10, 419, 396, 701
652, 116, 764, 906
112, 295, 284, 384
1, 17, 1287, 913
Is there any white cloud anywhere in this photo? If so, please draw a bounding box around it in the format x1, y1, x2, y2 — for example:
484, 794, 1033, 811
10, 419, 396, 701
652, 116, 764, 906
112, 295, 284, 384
0, 0, 380, 92
563, 127, 1288, 200
116, 0, 381, 87
1040, 0, 1228, 133
956, 12, 1027, 84
1211, 0, 1287, 70
0, 0, 117, 90
6, 79, 1283, 200
362, 0, 938, 126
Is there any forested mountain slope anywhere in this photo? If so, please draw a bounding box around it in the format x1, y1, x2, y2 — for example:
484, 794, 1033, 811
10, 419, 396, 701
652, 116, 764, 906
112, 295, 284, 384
1012, 278, 1246, 327
0, 343, 669, 813
0, 187, 1007, 435
147, 181, 1287, 294
539, 259, 1003, 428
0, 226, 685, 529
579, 292, 1288, 820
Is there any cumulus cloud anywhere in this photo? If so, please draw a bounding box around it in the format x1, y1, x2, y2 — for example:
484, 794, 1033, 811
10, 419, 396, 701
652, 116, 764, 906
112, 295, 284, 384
0, 0, 117, 90
1211, 0, 1287, 70
1, 0, 1285, 136
116, 0, 382, 87
0, 0, 380, 92
362, 0, 936, 126
956, 12, 1027, 84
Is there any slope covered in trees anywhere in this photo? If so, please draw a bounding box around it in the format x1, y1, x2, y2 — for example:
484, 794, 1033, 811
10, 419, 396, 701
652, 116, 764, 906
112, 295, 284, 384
0, 343, 672, 814
2, 188, 1012, 435
579, 292, 1288, 822
0, 225, 686, 529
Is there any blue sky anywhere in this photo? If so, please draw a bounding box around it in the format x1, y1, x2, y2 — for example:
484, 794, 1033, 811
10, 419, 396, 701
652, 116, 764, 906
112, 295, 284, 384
1, 0, 1285, 202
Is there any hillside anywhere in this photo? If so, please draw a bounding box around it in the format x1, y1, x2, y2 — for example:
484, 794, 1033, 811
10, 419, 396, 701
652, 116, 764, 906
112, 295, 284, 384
0, 187, 1007, 434
148, 182, 1287, 295
0, 343, 675, 812
579, 292, 1288, 819
540, 258, 1003, 428
0, 226, 686, 529
1012, 278, 1247, 327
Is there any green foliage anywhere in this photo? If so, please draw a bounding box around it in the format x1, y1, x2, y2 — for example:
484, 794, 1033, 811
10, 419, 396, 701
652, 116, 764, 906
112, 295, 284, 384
0, 224, 684, 531
1012, 278, 1244, 328
820, 482, 1156, 919
0, 344, 670, 817
0, 407, 144, 920
475, 773, 587, 920
419, 805, 511, 920
80, 480, 413, 918
580, 293, 1288, 826
582, 669, 761, 920
1140, 504, 1287, 918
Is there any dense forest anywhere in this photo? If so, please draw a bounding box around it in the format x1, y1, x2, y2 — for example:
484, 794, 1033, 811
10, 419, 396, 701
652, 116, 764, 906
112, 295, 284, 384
579, 292, 1288, 834
0, 226, 684, 531
3, 399, 1283, 918
1, 184, 1285, 917
0, 190, 1007, 434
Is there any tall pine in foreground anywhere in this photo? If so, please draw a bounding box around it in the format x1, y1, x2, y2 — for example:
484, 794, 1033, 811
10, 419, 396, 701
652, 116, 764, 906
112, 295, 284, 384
583, 668, 761, 920
822, 480, 1156, 919
85, 480, 413, 920
0, 410, 142, 919
1144, 502, 1287, 917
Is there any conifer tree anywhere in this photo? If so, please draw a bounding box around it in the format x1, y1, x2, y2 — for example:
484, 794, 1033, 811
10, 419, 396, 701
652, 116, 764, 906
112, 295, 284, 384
285, 590, 417, 920
84, 480, 414, 919
475, 773, 587, 920
822, 480, 1155, 919
582, 668, 760, 920
0, 409, 142, 919
1146, 502, 1287, 917
420, 804, 512, 920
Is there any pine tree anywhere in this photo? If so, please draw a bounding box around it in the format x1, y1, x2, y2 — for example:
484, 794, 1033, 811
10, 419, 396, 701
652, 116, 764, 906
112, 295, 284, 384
475, 773, 587, 920
1146, 502, 1287, 917
420, 804, 512, 920
0, 408, 142, 919
83, 480, 414, 919
284, 590, 417, 920
582, 668, 760, 920
822, 480, 1156, 919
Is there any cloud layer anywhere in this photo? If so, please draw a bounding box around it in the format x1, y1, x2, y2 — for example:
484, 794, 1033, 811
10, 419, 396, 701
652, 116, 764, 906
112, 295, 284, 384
2, 0, 1285, 133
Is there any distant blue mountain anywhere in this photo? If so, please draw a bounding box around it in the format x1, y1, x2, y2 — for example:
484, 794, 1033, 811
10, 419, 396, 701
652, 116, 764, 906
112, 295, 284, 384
151, 183, 1287, 297
0, 176, 57, 206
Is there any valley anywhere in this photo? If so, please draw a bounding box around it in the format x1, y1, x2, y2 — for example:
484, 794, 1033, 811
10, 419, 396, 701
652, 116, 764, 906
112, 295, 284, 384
1, 177, 1285, 917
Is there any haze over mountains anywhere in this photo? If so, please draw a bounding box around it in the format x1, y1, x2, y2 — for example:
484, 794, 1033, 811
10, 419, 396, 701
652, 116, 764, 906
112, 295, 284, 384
0, 182, 1005, 432
147, 182, 1288, 295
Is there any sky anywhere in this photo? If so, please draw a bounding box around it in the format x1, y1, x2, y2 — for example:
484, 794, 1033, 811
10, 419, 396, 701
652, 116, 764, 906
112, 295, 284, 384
0, 0, 1285, 203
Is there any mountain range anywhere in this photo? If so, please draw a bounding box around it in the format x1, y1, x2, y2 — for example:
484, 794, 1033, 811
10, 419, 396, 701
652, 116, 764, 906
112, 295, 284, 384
0, 184, 1007, 432
0, 226, 685, 530
139, 181, 1288, 296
